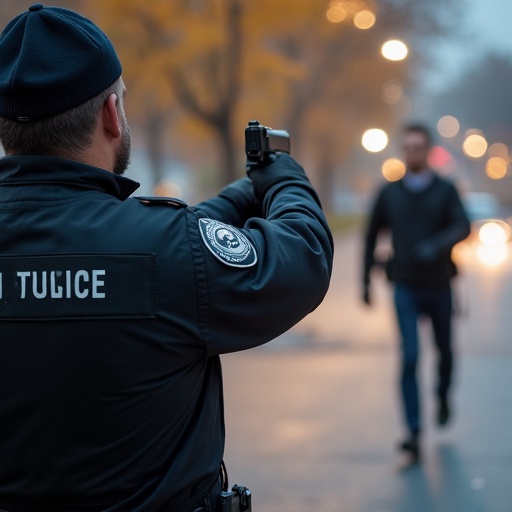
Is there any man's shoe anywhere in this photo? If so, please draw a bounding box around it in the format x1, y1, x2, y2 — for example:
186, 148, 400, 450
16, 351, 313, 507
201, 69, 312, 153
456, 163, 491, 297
398, 433, 420, 464
437, 396, 450, 426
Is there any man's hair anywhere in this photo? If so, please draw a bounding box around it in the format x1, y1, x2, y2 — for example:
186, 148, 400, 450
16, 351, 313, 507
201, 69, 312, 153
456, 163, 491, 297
403, 123, 433, 147
0, 78, 123, 158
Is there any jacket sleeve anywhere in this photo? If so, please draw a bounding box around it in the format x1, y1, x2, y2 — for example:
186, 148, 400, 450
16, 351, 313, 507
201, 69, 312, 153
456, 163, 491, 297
432, 184, 471, 251
188, 154, 334, 355
362, 187, 387, 285
412, 184, 471, 261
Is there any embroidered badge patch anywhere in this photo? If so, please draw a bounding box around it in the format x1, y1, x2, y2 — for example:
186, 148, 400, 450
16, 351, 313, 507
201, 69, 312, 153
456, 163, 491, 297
198, 218, 257, 268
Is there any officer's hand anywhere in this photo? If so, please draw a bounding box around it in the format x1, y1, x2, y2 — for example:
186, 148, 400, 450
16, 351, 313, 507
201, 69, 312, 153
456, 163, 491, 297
246, 152, 308, 200
362, 283, 372, 306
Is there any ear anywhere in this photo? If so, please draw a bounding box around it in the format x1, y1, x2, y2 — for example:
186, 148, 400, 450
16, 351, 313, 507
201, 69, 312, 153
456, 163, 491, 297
102, 93, 122, 139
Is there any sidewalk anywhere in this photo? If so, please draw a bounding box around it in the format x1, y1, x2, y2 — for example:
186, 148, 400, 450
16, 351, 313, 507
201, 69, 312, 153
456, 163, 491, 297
221, 231, 512, 512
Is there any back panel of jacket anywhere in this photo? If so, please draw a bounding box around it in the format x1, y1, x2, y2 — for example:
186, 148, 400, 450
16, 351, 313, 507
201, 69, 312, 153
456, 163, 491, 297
0, 161, 221, 510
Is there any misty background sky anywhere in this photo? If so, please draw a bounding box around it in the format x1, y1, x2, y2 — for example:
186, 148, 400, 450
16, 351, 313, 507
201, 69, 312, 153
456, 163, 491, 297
425, 0, 512, 94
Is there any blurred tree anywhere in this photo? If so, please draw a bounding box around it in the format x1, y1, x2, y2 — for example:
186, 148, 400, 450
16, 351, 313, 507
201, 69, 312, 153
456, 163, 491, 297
88, 0, 244, 186
1, 1, 462, 208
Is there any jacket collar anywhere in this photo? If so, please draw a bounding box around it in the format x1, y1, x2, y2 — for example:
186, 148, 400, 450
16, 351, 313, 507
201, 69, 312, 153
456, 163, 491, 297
402, 168, 436, 193
0, 155, 140, 200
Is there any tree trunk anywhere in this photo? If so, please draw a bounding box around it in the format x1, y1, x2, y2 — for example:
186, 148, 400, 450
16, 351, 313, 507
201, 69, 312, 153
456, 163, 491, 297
316, 158, 335, 214
217, 0, 242, 185
144, 110, 168, 189
218, 127, 239, 185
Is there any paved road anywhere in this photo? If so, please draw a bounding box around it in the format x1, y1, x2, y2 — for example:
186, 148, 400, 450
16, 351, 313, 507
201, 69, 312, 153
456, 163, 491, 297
221, 230, 512, 512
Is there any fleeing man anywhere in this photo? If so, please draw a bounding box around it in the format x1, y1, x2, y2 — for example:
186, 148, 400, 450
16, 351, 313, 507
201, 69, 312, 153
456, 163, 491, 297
362, 124, 470, 463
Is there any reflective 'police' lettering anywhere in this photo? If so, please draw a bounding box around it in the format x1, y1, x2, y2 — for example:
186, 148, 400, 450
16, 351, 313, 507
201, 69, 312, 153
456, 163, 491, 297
0, 254, 157, 321
15, 270, 106, 300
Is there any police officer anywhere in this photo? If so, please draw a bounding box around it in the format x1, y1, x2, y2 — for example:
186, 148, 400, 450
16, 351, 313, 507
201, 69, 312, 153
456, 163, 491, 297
0, 5, 333, 512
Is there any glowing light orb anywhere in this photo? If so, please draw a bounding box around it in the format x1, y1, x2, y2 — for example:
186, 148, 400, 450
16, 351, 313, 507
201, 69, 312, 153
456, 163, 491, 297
488, 143, 509, 161
479, 221, 510, 245
476, 244, 508, 267
326, 3, 347, 23
463, 134, 488, 158
381, 40, 408, 61
437, 116, 460, 138
354, 10, 376, 30
486, 157, 507, 180
382, 81, 403, 104
362, 129, 388, 152
381, 158, 405, 182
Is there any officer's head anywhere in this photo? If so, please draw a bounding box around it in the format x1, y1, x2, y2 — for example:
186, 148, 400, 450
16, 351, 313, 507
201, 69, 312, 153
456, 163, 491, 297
0, 4, 131, 175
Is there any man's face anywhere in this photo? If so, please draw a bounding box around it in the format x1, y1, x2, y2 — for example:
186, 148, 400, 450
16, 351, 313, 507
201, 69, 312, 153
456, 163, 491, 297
402, 131, 430, 173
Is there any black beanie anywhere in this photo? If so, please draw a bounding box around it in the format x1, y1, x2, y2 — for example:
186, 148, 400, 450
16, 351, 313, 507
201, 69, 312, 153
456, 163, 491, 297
0, 4, 122, 121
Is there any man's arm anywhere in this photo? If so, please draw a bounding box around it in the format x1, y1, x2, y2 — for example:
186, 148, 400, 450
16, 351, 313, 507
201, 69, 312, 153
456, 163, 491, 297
188, 153, 334, 355
412, 185, 471, 262
362, 188, 387, 304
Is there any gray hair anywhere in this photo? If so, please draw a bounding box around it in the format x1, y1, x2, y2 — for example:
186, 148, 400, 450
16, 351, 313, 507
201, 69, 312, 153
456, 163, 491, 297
0, 78, 123, 158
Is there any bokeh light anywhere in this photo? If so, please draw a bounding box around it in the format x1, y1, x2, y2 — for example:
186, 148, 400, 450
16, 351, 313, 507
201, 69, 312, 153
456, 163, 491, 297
381, 158, 405, 181
428, 145, 456, 173
326, 2, 348, 23
362, 129, 388, 152
486, 156, 508, 179
479, 221, 510, 245
382, 81, 403, 104
153, 181, 183, 198
488, 142, 510, 161
476, 221, 511, 267
381, 40, 408, 61
354, 10, 376, 29
437, 115, 460, 138
476, 243, 509, 267
463, 133, 488, 158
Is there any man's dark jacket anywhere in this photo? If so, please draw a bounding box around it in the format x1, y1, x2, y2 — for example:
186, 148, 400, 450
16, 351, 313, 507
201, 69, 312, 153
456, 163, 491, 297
363, 173, 470, 287
0, 154, 333, 511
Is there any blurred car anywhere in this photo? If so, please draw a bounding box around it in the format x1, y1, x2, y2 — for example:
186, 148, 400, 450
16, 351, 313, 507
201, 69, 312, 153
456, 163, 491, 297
464, 192, 501, 222
454, 192, 512, 268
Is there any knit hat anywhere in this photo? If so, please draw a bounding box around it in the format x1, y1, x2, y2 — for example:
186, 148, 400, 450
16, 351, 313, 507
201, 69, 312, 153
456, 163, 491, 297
0, 4, 122, 121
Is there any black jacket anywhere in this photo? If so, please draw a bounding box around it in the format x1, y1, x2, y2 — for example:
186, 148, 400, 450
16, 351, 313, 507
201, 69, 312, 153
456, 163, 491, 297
363, 173, 470, 287
0, 154, 333, 511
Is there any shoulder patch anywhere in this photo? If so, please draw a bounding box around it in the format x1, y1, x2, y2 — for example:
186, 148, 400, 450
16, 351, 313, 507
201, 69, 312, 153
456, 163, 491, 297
135, 196, 188, 208
198, 218, 257, 268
